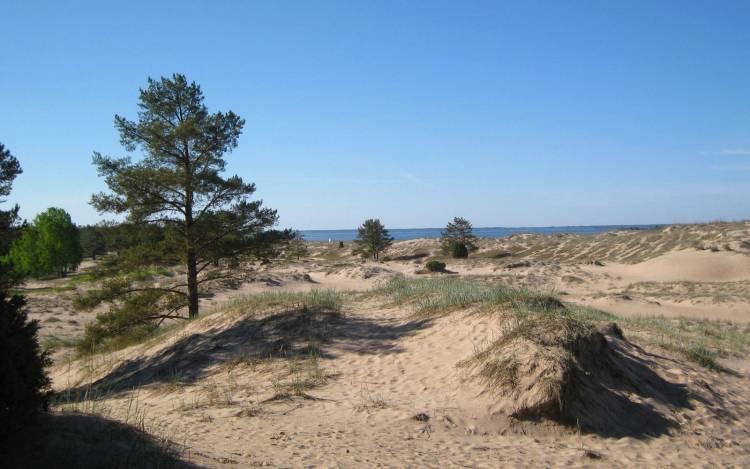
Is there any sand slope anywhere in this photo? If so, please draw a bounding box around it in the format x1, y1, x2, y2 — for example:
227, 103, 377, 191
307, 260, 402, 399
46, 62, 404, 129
50, 295, 750, 467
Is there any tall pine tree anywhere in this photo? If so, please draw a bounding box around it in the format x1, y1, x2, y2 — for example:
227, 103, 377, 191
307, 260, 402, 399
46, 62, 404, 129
85, 74, 280, 324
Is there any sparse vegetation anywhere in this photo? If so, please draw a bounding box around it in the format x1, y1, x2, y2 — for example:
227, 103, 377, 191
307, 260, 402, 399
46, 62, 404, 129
224, 289, 344, 313
376, 276, 564, 317
375, 276, 750, 368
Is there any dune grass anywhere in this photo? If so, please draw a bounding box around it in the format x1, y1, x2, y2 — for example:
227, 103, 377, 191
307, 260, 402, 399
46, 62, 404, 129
375, 276, 565, 317
374, 276, 750, 368
77, 289, 345, 357
220, 289, 344, 313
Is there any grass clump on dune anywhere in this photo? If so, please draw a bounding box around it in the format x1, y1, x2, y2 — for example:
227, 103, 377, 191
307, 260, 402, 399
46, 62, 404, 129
376, 276, 565, 317
616, 315, 750, 368
223, 289, 344, 313
376, 276, 750, 369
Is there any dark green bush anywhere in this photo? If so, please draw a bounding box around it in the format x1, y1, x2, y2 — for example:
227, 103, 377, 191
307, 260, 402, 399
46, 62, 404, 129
425, 260, 446, 272
451, 242, 469, 258
0, 292, 51, 440
338, 241, 344, 249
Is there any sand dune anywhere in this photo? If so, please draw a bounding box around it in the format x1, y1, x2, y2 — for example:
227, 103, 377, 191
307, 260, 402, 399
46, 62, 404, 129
598, 250, 750, 283
49, 289, 750, 467
27, 221, 750, 467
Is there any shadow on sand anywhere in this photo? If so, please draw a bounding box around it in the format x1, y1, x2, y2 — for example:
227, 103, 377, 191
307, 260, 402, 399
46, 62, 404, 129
0, 412, 200, 469
64, 306, 431, 396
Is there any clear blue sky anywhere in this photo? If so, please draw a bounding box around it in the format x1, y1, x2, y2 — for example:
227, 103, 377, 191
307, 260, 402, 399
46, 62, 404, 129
1, 1, 749, 229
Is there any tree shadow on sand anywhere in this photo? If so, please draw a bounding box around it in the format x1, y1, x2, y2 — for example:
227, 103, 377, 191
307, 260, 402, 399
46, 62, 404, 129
0, 412, 200, 469
64, 306, 431, 396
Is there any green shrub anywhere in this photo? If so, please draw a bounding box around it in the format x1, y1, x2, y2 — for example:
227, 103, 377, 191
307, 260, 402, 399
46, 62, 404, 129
425, 260, 446, 272
451, 242, 469, 258
0, 292, 51, 440
684, 344, 719, 369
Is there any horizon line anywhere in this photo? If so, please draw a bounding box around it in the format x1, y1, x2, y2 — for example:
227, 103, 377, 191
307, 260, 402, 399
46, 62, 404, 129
299, 223, 666, 232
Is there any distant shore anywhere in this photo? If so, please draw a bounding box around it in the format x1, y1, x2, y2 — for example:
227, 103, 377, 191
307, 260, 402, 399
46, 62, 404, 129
301, 224, 663, 242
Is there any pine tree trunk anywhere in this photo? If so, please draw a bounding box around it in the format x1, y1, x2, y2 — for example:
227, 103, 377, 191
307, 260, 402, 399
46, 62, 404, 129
187, 249, 199, 319
184, 161, 199, 319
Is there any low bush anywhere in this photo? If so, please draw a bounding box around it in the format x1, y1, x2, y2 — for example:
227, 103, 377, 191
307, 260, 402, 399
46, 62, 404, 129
425, 261, 446, 272
451, 242, 469, 258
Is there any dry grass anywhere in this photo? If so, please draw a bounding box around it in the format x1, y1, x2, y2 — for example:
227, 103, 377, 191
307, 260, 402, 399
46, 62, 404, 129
374, 276, 564, 317
353, 384, 388, 413
219, 289, 344, 314
373, 276, 750, 369
623, 280, 750, 304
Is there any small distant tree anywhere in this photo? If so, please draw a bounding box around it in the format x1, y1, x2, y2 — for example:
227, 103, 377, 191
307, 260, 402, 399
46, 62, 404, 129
352, 219, 393, 261
79, 225, 107, 260
285, 232, 309, 260
441, 217, 478, 258
9, 207, 82, 277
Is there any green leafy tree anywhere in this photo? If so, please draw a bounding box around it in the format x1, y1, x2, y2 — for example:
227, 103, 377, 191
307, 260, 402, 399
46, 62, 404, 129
286, 232, 309, 260
441, 217, 478, 258
0, 143, 50, 439
84, 73, 280, 328
9, 207, 82, 277
352, 219, 393, 260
